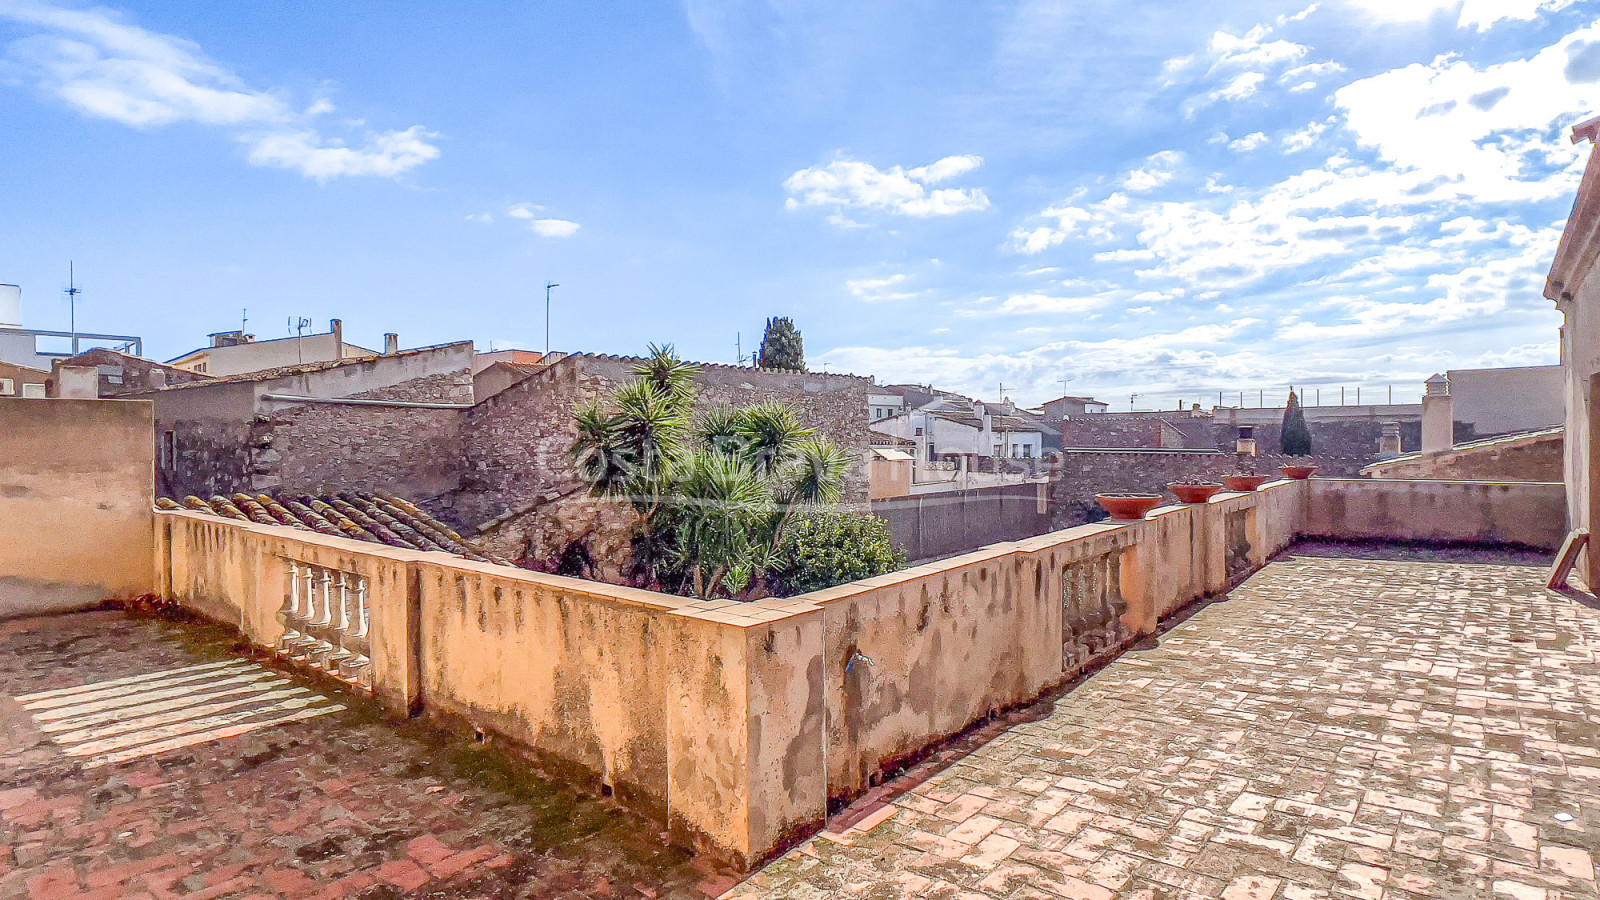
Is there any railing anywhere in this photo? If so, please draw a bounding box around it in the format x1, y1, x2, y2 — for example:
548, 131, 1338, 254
277, 560, 372, 691
1062, 549, 1130, 675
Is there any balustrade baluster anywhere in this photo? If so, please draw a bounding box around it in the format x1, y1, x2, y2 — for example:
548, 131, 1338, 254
324, 573, 355, 674
278, 561, 304, 654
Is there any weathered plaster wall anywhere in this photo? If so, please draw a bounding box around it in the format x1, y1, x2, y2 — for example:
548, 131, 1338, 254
156, 475, 1548, 868
0, 398, 154, 617
1300, 479, 1566, 550
154, 509, 824, 869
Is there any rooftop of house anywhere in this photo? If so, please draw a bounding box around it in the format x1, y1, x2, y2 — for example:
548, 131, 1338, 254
135, 341, 474, 392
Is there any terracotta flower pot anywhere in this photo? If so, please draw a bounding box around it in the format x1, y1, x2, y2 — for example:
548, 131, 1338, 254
1279, 464, 1319, 480
1095, 492, 1164, 521
1168, 482, 1223, 504
1222, 475, 1272, 492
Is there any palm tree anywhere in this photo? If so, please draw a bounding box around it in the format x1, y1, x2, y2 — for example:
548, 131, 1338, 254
570, 345, 851, 598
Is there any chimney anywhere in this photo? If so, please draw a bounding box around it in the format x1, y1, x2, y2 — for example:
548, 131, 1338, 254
384, 333, 399, 355
1421, 374, 1452, 454
330, 318, 343, 349
1378, 421, 1402, 459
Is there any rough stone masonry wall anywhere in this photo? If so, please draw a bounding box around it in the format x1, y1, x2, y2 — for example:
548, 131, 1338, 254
160, 371, 471, 520
458, 356, 874, 578
260, 371, 470, 514
1050, 448, 1364, 527
1362, 431, 1563, 482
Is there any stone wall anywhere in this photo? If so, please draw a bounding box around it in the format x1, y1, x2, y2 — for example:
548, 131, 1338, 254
1059, 413, 1460, 465
457, 355, 875, 574
147, 344, 473, 508
1360, 429, 1563, 482
261, 372, 469, 510
0, 398, 155, 617
1051, 448, 1365, 527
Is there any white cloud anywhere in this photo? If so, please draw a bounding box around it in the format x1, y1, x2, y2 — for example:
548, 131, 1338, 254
1208, 25, 1308, 70
1283, 120, 1329, 153
527, 218, 580, 238
1009, 203, 1092, 254
993, 293, 1105, 315
1228, 132, 1268, 152
507, 203, 544, 219
1210, 71, 1266, 101
1342, 0, 1576, 30
1122, 150, 1183, 191
784, 154, 990, 221
1333, 21, 1600, 204
846, 273, 919, 302
0, 0, 439, 180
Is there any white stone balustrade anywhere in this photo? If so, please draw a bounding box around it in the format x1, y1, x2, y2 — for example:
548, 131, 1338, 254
276, 559, 372, 691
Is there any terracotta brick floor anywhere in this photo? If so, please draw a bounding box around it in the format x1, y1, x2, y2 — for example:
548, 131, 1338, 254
728, 542, 1600, 899
0, 611, 735, 900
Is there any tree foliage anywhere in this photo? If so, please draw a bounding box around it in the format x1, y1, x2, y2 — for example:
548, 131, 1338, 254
757, 316, 805, 371
1280, 390, 1313, 456
767, 510, 906, 597
569, 344, 873, 599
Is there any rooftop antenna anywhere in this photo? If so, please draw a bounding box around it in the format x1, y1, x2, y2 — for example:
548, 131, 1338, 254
64, 261, 80, 354
289, 316, 311, 363
1129, 391, 1142, 411
241, 307, 248, 335
544, 282, 559, 355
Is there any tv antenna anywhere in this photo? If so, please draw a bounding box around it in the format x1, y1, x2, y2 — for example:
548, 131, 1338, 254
1129, 392, 1142, 411
64, 261, 81, 355
289, 316, 311, 363
544, 282, 559, 355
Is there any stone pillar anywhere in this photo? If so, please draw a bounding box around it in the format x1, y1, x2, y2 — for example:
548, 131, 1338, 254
1422, 374, 1452, 454
1377, 422, 1402, 459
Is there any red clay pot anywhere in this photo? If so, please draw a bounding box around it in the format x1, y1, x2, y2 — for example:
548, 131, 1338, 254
1168, 482, 1223, 504
1096, 492, 1165, 520
1222, 475, 1272, 492
1279, 464, 1319, 480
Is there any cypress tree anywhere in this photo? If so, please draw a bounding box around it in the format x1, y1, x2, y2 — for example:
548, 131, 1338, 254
758, 317, 805, 371
1280, 390, 1313, 456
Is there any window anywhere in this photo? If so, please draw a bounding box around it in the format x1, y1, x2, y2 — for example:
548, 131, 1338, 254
194, 362, 207, 373
1023, 445, 1032, 458
160, 431, 175, 470
0, 378, 11, 395
21, 383, 44, 399
914, 427, 923, 436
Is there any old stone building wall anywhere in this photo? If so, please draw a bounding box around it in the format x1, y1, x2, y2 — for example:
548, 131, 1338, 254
57, 348, 208, 397
456, 354, 875, 575
257, 372, 470, 510
146, 344, 474, 507
1050, 448, 1366, 527
1059, 413, 1469, 468
1360, 428, 1563, 482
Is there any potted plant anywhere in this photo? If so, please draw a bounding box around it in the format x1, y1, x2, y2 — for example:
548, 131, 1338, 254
1168, 482, 1223, 504
1278, 464, 1319, 480
1221, 473, 1272, 492
1095, 492, 1164, 520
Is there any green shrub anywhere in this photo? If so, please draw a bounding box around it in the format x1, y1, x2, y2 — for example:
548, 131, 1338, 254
767, 509, 905, 596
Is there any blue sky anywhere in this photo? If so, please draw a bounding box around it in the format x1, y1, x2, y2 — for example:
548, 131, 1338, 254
0, 0, 1594, 408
